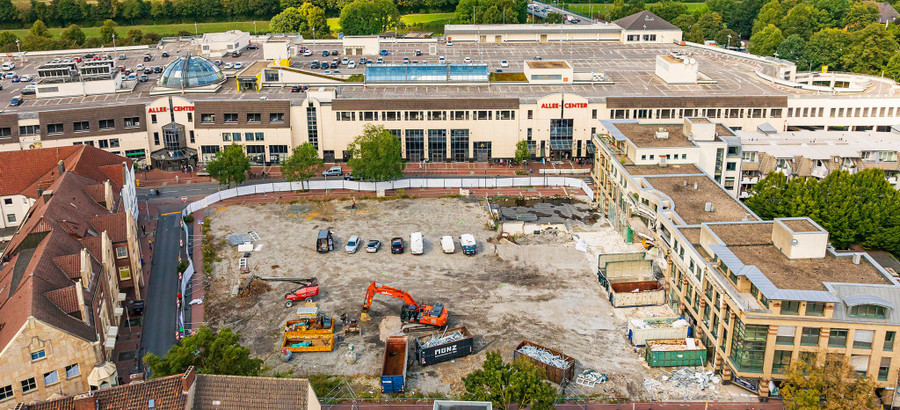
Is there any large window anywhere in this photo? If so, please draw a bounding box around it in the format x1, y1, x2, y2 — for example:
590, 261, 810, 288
885, 331, 895, 351
247, 113, 261, 123
201, 145, 219, 163
201, 114, 215, 124
124, 117, 140, 128
116, 247, 127, 259
806, 302, 826, 316
19, 125, 39, 136
776, 325, 795, 345
772, 350, 792, 374
47, 123, 63, 135
306, 103, 318, 149
829, 329, 848, 348
879, 358, 891, 381
781, 301, 800, 315
269, 145, 288, 163
269, 113, 285, 124
31, 350, 45, 361
0, 384, 12, 400
21, 378, 36, 394
427, 129, 446, 161
247, 145, 265, 164
850, 305, 888, 319
801, 327, 820, 346
99, 119, 115, 130
450, 129, 469, 161
118, 266, 131, 280
224, 113, 238, 123
729, 319, 768, 372
853, 330, 875, 349
405, 129, 424, 162
73, 121, 89, 132
43, 370, 59, 386
549, 119, 573, 152
65, 364, 80, 378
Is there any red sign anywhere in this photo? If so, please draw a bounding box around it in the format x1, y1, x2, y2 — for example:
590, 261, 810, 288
541, 102, 588, 109
181, 196, 187, 202
148, 106, 194, 113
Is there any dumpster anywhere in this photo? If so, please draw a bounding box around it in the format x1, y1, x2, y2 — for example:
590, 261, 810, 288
645, 338, 706, 367
415, 326, 474, 366
381, 336, 408, 393
627, 317, 690, 347
513, 340, 575, 384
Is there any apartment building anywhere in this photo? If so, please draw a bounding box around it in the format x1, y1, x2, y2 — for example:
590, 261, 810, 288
0, 146, 141, 408
736, 129, 900, 198
593, 119, 900, 404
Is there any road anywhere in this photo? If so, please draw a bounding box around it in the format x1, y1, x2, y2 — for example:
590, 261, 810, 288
140, 212, 183, 360
532, 0, 594, 24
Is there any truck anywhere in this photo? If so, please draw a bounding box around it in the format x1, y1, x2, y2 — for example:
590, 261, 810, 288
381, 336, 409, 393
316, 230, 334, 253
282, 333, 335, 353
410, 232, 424, 255
414, 326, 473, 366
459, 234, 476, 255
440, 236, 455, 254
513, 341, 575, 384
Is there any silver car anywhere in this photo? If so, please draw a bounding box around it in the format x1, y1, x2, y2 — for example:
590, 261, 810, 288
345, 235, 361, 253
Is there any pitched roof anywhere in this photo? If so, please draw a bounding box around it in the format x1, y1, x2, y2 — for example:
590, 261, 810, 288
0, 145, 129, 199
191, 374, 311, 410
90, 213, 128, 243
22, 372, 187, 410
878, 2, 899, 23
614, 10, 679, 31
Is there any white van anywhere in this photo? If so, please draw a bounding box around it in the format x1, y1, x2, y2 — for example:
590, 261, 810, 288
410, 232, 424, 255
440, 236, 455, 254
1, 62, 14, 71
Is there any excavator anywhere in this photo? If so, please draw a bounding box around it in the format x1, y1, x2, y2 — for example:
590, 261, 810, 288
360, 282, 449, 331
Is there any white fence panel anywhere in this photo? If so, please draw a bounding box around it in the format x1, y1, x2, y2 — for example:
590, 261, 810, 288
326, 180, 344, 190
359, 181, 378, 191
391, 179, 410, 190
236, 186, 256, 196
307, 180, 325, 190
205, 192, 223, 203
255, 183, 276, 194
218, 189, 238, 200
272, 182, 293, 192
406, 178, 424, 188
461, 179, 480, 188
496, 178, 513, 188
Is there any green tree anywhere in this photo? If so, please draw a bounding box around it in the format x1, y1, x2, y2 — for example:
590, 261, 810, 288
270, 7, 306, 32
60, 24, 86, 45
0, 0, 18, 24
749, 23, 783, 56
143, 326, 263, 378
608, 0, 641, 20
690, 11, 725, 41
207, 143, 251, 187
808, 0, 851, 28
671, 14, 696, 33
95, 0, 117, 19
29, 20, 50, 38
281, 142, 323, 182
884, 52, 900, 82
544, 11, 564, 24
781, 4, 822, 38
804, 28, 851, 71
776, 34, 806, 65
126, 29, 143, 43
99, 19, 118, 43
299, 2, 329, 37
339, 0, 400, 35
845, 1, 879, 30
0, 32, 17, 48
780, 356, 878, 410
842, 23, 898, 75
119, 0, 145, 24
462, 351, 558, 409
647, 0, 687, 22
715, 28, 739, 47
745, 171, 790, 219
752, 0, 781, 34
346, 124, 403, 181
514, 140, 530, 163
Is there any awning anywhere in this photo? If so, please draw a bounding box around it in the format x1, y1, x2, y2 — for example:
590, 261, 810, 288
549, 139, 573, 150
125, 150, 145, 158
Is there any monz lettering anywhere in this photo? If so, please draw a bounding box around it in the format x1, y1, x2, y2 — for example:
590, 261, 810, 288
434, 345, 457, 355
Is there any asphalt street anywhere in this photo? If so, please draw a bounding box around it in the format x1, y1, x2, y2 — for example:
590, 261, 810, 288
140, 212, 183, 360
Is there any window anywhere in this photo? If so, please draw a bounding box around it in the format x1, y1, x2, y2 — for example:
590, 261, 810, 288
853, 330, 875, 349
770, 108, 783, 117
264, 70, 279, 82
43, 370, 59, 386
772, 350, 792, 373
885, 331, 895, 351
6, 214, 14, 223
116, 247, 127, 259
269, 145, 288, 163
850, 305, 888, 319
153, 132, 160, 145
475, 111, 490, 120
0, 127, 10, 137
21, 378, 36, 394
189, 131, 195, 144
99, 119, 115, 130
879, 358, 891, 381
151, 114, 157, 124
31, 350, 45, 360
591, 109, 597, 119
269, 113, 285, 123
806, 302, 826, 316
118, 266, 131, 280
776, 325, 795, 345
527, 110, 533, 119
729, 319, 768, 372
201, 114, 215, 124
224, 113, 238, 123
306, 103, 318, 149
47, 123, 64, 135
109, 138, 119, 148
187, 113, 193, 122
247, 113, 261, 123
0, 384, 12, 400
98, 139, 109, 148
829, 329, 848, 347
222, 132, 231, 142
73, 121, 89, 132
65, 364, 80, 378
781, 301, 800, 315
232, 132, 241, 141
124, 117, 140, 128
19, 125, 38, 136
801, 327, 820, 346
3, 198, 10, 205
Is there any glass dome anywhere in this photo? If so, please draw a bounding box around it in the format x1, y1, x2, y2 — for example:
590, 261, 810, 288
158, 56, 225, 88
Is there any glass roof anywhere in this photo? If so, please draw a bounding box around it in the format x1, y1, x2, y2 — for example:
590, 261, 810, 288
158, 56, 224, 88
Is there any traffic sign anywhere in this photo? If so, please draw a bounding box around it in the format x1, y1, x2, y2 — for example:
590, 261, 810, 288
181, 196, 187, 202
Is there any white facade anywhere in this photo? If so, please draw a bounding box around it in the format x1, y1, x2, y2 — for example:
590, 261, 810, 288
199, 30, 251, 57
35, 76, 122, 99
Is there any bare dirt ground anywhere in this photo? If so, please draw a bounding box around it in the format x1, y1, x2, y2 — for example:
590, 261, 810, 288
202, 197, 741, 401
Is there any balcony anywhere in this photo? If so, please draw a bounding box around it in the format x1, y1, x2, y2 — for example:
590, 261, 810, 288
739, 191, 750, 199
740, 177, 759, 185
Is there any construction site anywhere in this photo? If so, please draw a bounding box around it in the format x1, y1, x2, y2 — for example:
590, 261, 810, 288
201, 197, 752, 402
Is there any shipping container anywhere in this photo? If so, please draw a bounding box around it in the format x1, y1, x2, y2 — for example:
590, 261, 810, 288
627, 317, 690, 347
645, 338, 706, 367
282, 333, 335, 353
513, 341, 575, 384
608, 281, 665, 307
381, 336, 409, 393
415, 326, 474, 366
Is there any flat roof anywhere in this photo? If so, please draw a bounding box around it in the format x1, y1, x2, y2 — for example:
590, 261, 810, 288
678, 227, 701, 244
782, 218, 819, 232
526, 61, 570, 69
708, 222, 773, 246
738, 130, 900, 159
444, 23, 623, 34
624, 163, 702, 176
729, 244, 890, 291
240, 61, 270, 77
614, 123, 695, 148
645, 175, 758, 225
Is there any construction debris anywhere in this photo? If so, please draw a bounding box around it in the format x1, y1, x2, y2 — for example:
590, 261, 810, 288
642, 368, 721, 401
420, 331, 465, 349
516, 344, 570, 369
576, 370, 607, 387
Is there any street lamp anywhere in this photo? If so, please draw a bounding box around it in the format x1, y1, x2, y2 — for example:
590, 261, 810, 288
194, 22, 198, 36
15, 39, 19, 54
726, 34, 731, 49
253, 21, 257, 36
112, 34, 116, 52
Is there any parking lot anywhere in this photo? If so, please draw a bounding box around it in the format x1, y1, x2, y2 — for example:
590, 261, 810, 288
201, 197, 750, 401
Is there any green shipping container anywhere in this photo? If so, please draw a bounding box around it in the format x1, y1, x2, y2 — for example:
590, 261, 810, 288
645, 338, 706, 367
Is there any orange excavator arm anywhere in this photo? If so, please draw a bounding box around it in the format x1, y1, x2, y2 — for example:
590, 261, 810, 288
362, 281, 419, 311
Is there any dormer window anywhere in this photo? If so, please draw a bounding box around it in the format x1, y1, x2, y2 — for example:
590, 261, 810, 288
850, 305, 888, 319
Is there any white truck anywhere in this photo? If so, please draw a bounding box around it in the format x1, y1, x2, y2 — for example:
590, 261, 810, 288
459, 234, 476, 255
440, 236, 455, 254
410, 232, 424, 255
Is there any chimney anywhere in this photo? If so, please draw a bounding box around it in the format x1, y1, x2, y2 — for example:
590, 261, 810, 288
57, 160, 65, 176
79, 248, 92, 287
129, 373, 145, 383
75, 280, 89, 324
72, 392, 96, 410
42, 190, 53, 201
693, 182, 699, 190
182, 366, 197, 394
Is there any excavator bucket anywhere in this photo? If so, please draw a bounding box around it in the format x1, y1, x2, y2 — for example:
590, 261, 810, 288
360, 312, 371, 321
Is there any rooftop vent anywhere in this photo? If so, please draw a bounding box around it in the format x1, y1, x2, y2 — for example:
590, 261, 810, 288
655, 127, 669, 139
693, 182, 699, 190
853, 253, 862, 265
704, 202, 715, 212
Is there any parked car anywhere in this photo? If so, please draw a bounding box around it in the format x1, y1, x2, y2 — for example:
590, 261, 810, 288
143, 68, 152, 74
4, 72, 16, 79
322, 50, 330, 57
127, 73, 136, 81
438, 56, 445, 64
500, 60, 509, 68
310, 61, 320, 69
118, 54, 127, 60
391, 237, 404, 254
139, 75, 149, 82
322, 166, 343, 176
83, 53, 95, 59
410, 232, 424, 255
246, 43, 258, 49
136, 63, 145, 69
162, 51, 170, 57
291, 85, 302, 93
403, 57, 410, 64
10, 76, 19, 82
9, 96, 22, 106
154, 66, 163, 73
330, 62, 337, 69
348, 61, 356, 69
234, 62, 243, 69
377, 57, 384, 64
224, 62, 234, 69
380, 49, 388, 56
52, 58, 61, 63
359, 57, 367, 64
441, 236, 455, 254
341, 57, 349, 65
415, 49, 422, 56
302, 50, 313, 56
447, 40, 453, 46
214, 59, 223, 65
345, 235, 361, 253
332, 70, 341, 74
231, 51, 241, 57
343, 173, 356, 181
1, 62, 14, 71
366, 239, 382, 253
464, 57, 472, 63
331, 49, 338, 55
22, 85, 35, 95
143, 54, 152, 62
73, 57, 82, 63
